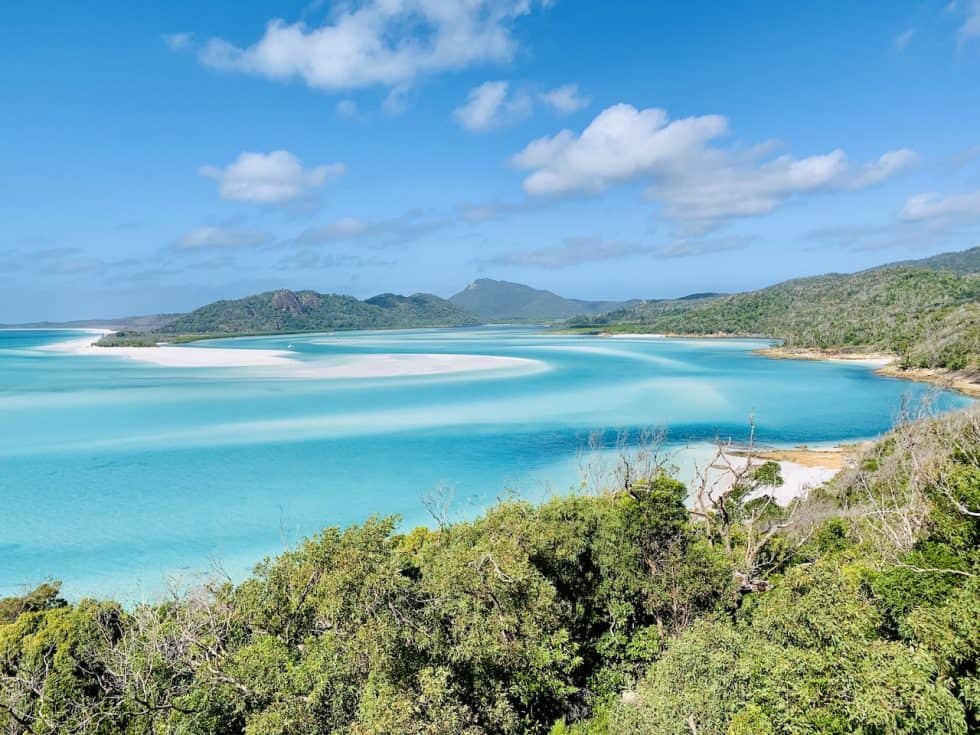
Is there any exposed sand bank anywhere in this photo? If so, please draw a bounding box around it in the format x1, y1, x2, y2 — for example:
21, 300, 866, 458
746, 446, 848, 470
42, 331, 544, 379
758, 345, 893, 366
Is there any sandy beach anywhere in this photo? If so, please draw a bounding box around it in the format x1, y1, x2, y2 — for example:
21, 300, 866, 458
697, 445, 845, 506
41, 331, 544, 379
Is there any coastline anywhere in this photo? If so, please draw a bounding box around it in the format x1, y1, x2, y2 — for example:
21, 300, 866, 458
758, 345, 980, 398
40, 330, 544, 379
696, 443, 849, 506
594, 330, 978, 399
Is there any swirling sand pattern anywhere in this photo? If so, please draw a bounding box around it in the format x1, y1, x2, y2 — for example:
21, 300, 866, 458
0, 327, 970, 600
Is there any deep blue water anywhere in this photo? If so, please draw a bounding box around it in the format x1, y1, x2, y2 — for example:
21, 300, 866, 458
0, 327, 970, 600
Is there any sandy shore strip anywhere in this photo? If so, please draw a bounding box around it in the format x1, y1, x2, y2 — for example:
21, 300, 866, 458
757, 345, 893, 366
39, 331, 543, 379
758, 345, 980, 397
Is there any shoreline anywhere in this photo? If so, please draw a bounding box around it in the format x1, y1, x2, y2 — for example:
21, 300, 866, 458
593, 330, 977, 399
696, 443, 850, 506
758, 345, 980, 398
40, 330, 545, 379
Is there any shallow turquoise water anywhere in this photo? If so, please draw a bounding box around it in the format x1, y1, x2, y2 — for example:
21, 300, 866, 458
0, 327, 971, 600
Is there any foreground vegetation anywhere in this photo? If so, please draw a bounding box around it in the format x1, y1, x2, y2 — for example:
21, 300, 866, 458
570, 259, 980, 373
2, 406, 978, 734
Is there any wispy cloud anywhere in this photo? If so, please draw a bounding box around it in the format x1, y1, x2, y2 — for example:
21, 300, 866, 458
949, 144, 980, 169
175, 226, 272, 251
481, 237, 650, 269
296, 210, 452, 248
277, 250, 395, 271
656, 236, 755, 259
538, 84, 591, 115
956, 0, 980, 42
457, 198, 549, 222
807, 188, 980, 251
454, 81, 532, 132
162, 32, 194, 51
894, 28, 916, 50
33, 248, 105, 275
900, 190, 980, 222
454, 80, 590, 132
848, 149, 919, 188
200, 151, 345, 205
335, 99, 358, 118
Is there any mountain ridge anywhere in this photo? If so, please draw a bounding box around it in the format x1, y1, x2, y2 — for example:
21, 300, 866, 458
97, 289, 478, 345
450, 278, 641, 321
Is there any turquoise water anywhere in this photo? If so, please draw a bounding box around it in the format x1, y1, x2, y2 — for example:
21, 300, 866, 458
0, 327, 971, 600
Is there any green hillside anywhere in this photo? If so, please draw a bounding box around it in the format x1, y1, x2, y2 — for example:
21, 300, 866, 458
450, 278, 639, 321
573, 266, 980, 371
2, 407, 977, 734
884, 244, 980, 274
98, 289, 478, 344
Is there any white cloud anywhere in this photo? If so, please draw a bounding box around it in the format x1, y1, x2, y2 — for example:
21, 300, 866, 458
176, 226, 272, 251
162, 32, 194, 51
650, 149, 850, 227
512, 104, 729, 196
849, 149, 919, 188
453, 81, 531, 132
200, 150, 345, 204
512, 103, 915, 230
900, 191, 980, 221
199, 1, 550, 92
894, 28, 916, 50
538, 84, 590, 114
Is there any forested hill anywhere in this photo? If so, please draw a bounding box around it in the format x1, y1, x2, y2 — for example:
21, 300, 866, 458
883, 244, 980, 274
572, 257, 980, 371
99, 289, 478, 343
450, 278, 640, 321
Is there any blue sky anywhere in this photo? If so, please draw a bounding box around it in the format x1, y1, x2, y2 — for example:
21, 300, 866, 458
2, 0, 979, 321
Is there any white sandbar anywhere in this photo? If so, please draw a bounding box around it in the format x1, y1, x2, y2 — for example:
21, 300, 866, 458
42, 332, 542, 379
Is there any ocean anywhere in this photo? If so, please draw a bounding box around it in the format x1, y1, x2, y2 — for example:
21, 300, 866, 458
0, 327, 970, 600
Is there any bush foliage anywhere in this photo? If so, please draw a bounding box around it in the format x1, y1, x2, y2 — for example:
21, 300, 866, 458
2, 410, 978, 734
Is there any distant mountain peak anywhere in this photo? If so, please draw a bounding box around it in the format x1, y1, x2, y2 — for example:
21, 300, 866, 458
450, 279, 638, 321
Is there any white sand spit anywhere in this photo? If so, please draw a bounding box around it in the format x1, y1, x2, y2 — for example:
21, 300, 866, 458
41, 332, 542, 379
